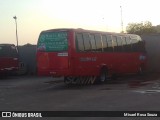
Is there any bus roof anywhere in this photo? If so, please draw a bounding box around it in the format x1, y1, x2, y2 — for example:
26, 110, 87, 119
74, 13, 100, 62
41, 28, 140, 37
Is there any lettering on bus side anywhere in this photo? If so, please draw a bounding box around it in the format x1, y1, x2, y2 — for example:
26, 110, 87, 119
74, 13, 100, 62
80, 57, 97, 62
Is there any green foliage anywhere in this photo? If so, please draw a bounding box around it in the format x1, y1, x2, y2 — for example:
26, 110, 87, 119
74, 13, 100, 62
126, 21, 157, 35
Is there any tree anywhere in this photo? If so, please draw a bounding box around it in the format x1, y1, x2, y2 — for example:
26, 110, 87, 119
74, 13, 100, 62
126, 21, 157, 35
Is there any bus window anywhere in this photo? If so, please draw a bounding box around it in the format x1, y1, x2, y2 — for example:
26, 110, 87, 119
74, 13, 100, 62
102, 35, 108, 52
106, 35, 113, 52
90, 34, 97, 51
137, 40, 146, 52
138, 36, 145, 52
83, 33, 91, 51
125, 36, 132, 52
117, 36, 123, 52
37, 31, 68, 52
131, 36, 138, 52
76, 33, 85, 52
95, 34, 102, 52
122, 37, 127, 51
131, 35, 145, 52
112, 36, 118, 52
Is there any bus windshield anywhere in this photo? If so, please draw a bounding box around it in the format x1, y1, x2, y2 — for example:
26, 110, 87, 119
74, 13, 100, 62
37, 31, 68, 52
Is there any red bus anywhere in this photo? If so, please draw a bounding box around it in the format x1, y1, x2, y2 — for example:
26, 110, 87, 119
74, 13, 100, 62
0, 44, 19, 75
36, 28, 147, 84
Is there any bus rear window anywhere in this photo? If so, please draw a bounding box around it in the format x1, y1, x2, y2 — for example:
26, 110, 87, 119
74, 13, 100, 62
37, 31, 68, 52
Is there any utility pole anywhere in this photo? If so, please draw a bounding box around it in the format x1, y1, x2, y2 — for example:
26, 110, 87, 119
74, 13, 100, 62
13, 16, 19, 52
120, 6, 124, 33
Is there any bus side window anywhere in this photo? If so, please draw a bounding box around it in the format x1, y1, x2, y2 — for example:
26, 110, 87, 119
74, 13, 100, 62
137, 40, 146, 52
137, 36, 145, 52
122, 37, 127, 52
102, 35, 108, 52
90, 34, 97, 51
131, 38, 138, 52
117, 36, 123, 52
106, 35, 113, 52
126, 36, 132, 52
95, 34, 103, 52
83, 33, 91, 51
112, 36, 118, 52
76, 33, 85, 52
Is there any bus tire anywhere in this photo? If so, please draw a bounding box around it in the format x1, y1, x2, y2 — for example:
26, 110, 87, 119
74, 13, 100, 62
98, 68, 108, 83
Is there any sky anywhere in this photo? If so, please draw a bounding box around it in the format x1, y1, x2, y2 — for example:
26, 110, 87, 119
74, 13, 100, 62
0, 0, 160, 45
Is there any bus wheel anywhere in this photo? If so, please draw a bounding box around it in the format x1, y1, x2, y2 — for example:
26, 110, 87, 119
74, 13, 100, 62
64, 76, 75, 85
99, 69, 108, 83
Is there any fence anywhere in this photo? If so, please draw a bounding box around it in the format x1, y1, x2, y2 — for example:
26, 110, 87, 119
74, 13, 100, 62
141, 34, 160, 72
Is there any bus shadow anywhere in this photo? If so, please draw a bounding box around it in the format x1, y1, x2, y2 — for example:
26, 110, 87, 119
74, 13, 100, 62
106, 73, 160, 88
0, 75, 21, 81
43, 73, 160, 91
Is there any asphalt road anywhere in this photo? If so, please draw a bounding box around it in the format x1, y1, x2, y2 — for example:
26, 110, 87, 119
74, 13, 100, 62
0, 73, 160, 120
